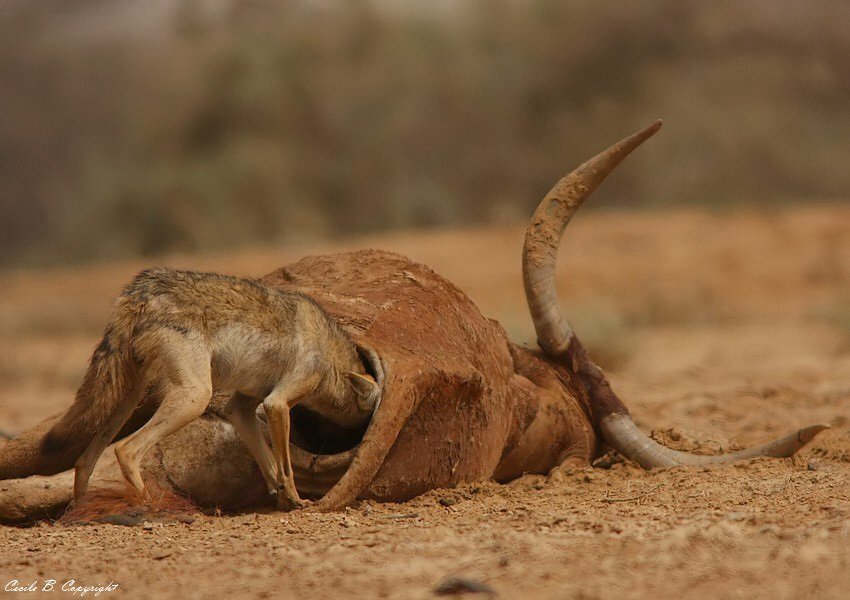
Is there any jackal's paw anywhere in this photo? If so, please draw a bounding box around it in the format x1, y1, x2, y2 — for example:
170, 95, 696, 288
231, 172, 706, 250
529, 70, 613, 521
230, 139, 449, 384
277, 495, 312, 512
302, 499, 334, 513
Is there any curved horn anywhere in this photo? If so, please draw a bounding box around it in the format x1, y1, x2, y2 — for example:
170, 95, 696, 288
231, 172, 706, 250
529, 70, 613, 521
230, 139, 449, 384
523, 121, 830, 468
314, 359, 413, 511
602, 414, 828, 468
523, 120, 662, 356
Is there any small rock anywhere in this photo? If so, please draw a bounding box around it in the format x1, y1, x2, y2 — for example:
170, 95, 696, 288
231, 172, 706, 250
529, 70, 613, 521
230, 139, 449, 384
98, 514, 145, 527
434, 576, 495, 596
439, 497, 458, 507
151, 550, 172, 560
142, 521, 155, 530
170, 512, 195, 525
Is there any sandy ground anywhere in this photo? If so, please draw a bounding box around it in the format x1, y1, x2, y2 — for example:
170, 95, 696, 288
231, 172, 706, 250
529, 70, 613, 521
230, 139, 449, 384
1, 205, 849, 599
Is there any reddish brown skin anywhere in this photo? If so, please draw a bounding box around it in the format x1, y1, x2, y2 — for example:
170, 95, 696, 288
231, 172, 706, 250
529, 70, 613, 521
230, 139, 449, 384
0, 249, 596, 520
267, 249, 595, 508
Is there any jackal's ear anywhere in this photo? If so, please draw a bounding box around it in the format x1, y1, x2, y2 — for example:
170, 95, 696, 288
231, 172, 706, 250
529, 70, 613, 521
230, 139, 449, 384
347, 372, 380, 412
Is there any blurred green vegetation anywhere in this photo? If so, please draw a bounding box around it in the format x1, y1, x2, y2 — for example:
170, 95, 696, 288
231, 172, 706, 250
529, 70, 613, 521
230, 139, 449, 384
1, 0, 849, 268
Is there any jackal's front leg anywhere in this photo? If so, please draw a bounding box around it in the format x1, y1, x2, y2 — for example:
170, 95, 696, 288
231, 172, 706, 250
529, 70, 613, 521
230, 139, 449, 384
222, 393, 279, 495
263, 375, 320, 511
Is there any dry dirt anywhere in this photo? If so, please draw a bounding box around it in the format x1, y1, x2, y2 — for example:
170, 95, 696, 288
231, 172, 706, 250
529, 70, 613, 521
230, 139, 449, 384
1, 205, 849, 599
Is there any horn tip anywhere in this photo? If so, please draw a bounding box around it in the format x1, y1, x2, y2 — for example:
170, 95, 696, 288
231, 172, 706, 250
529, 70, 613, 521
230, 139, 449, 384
640, 119, 663, 138
799, 424, 830, 443
617, 120, 663, 153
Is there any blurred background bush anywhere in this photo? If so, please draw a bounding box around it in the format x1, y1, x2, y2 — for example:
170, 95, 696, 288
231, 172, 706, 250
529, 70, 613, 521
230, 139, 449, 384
1, 0, 848, 268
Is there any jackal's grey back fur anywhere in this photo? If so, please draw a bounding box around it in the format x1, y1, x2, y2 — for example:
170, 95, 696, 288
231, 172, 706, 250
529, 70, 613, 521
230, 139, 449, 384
42, 267, 366, 459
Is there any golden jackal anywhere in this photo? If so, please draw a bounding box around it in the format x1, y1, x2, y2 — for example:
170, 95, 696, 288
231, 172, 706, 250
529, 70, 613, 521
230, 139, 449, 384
43, 267, 380, 509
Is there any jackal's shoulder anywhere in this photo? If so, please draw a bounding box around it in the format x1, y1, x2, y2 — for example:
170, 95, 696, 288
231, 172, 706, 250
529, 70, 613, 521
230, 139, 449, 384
117, 267, 321, 324
122, 267, 267, 300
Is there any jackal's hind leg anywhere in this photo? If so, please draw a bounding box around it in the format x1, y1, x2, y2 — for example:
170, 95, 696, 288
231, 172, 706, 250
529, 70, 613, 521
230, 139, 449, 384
74, 378, 146, 502
263, 374, 321, 511
114, 380, 211, 497
113, 340, 212, 497
222, 393, 279, 494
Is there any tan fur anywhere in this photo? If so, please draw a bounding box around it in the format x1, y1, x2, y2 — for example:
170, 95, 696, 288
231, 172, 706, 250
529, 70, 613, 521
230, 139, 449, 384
46, 267, 379, 508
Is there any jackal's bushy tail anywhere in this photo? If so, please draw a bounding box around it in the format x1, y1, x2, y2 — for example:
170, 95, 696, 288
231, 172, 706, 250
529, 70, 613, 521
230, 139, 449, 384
42, 321, 137, 459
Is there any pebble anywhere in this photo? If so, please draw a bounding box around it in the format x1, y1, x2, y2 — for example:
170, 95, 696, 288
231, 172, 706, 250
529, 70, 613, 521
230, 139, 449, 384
434, 576, 495, 596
